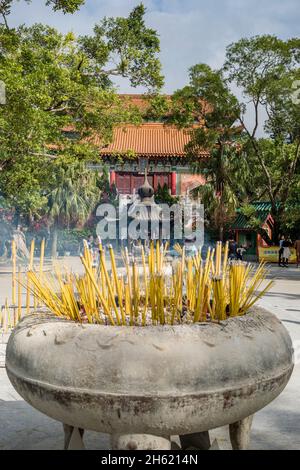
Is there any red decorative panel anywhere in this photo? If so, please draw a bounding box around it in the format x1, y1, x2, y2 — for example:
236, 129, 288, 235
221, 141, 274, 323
115, 172, 172, 194
115, 173, 131, 194
131, 174, 145, 193
156, 174, 168, 189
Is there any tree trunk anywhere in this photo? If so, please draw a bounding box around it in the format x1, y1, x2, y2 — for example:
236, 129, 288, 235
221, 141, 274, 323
219, 223, 224, 242
51, 225, 58, 259
14, 209, 20, 229
218, 196, 225, 242
272, 219, 281, 245
271, 206, 284, 245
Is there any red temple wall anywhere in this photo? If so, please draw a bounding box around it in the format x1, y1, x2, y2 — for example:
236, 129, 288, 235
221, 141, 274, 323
111, 171, 206, 196
179, 174, 206, 194
114, 172, 171, 194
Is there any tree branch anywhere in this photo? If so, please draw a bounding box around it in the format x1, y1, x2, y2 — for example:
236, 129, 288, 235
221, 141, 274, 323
251, 97, 260, 138
239, 115, 275, 205
83, 68, 126, 78
1, 11, 9, 30
278, 139, 300, 204
29, 151, 57, 159
44, 99, 70, 113
48, 105, 70, 113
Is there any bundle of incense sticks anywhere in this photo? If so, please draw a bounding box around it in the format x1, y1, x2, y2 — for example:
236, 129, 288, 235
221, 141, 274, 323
173, 242, 183, 256
0, 239, 46, 332
24, 241, 273, 326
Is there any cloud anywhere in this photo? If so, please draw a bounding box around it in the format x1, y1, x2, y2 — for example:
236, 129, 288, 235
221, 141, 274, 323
9, 0, 300, 94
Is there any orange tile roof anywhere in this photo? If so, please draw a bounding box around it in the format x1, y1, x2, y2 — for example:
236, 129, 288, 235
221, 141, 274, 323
97, 123, 208, 158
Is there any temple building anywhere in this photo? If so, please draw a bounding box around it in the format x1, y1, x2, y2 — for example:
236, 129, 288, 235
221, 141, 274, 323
90, 95, 208, 196
231, 202, 275, 258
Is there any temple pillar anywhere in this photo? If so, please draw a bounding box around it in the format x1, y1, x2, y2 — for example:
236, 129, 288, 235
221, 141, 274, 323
110, 170, 116, 187
171, 172, 177, 195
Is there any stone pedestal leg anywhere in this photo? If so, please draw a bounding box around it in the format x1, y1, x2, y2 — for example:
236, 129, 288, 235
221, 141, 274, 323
63, 424, 85, 450
179, 431, 211, 450
111, 434, 171, 450
229, 415, 253, 450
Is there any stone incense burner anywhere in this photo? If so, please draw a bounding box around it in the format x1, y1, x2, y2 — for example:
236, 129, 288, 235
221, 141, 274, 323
6, 306, 293, 450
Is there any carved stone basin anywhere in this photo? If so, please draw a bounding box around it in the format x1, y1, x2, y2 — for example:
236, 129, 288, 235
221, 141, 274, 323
5, 307, 293, 450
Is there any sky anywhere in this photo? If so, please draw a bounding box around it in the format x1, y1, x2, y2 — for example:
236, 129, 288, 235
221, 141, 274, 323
9, 0, 300, 95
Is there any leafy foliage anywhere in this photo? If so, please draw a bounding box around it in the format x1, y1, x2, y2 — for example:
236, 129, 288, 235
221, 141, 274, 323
47, 159, 99, 227
223, 35, 300, 240
145, 94, 170, 121
45, 0, 85, 14
46, 158, 100, 256
79, 4, 163, 90
154, 183, 179, 205
0, 0, 85, 22
0, 6, 163, 227
169, 64, 245, 239
170, 37, 300, 242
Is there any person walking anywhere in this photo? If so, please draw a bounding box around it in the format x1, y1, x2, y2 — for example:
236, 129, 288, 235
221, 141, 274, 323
237, 245, 246, 261
229, 238, 237, 260
278, 235, 285, 267
282, 237, 291, 267
294, 238, 300, 268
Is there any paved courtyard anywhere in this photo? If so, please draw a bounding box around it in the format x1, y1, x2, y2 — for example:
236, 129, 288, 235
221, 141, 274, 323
0, 260, 299, 450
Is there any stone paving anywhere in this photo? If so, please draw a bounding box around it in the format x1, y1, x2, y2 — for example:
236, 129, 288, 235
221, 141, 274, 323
0, 260, 299, 449
0, 334, 9, 368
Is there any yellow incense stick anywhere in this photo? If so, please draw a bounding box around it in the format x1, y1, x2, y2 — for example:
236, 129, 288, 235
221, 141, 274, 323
26, 242, 273, 327
17, 266, 22, 320
11, 240, 17, 306
26, 239, 35, 314
80, 255, 116, 326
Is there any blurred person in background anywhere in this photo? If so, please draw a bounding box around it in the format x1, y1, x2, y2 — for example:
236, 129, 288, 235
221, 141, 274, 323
294, 237, 300, 268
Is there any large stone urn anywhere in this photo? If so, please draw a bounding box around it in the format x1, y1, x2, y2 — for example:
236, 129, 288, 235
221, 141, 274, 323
6, 307, 293, 450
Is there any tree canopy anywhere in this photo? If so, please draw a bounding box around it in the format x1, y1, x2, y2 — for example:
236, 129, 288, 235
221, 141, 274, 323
0, 5, 163, 223
1, 4, 300, 246
224, 35, 300, 240
169, 64, 248, 240
0, 0, 85, 26
169, 35, 300, 242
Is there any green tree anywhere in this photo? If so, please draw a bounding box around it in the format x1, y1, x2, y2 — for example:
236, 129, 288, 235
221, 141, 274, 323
154, 183, 179, 206
280, 173, 300, 238
224, 35, 300, 242
169, 37, 300, 243
79, 3, 163, 90
47, 159, 99, 257
44, 0, 85, 13
0, 5, 163, 229
169, 64, 247, 240
0, 0, 85, 28
0, 154, 49, 224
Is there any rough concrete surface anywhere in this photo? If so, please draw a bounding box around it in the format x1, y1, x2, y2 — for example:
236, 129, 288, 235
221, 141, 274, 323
0, 261, 299, 450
